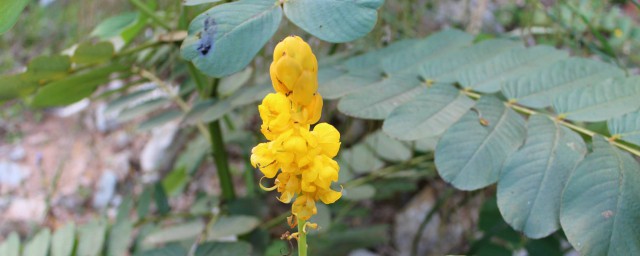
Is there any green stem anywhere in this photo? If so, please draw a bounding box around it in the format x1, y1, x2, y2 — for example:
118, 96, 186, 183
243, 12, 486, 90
129, 0, 171, 30
298, 218, 308, 256
410, 189, 454, 256
209, 79, 236, 201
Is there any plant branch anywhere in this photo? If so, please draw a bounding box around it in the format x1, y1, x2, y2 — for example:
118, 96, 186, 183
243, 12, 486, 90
460, 90, 640, 157
208, 78, 236, 201
129, 0, 171, 30
410, 188, 454, 256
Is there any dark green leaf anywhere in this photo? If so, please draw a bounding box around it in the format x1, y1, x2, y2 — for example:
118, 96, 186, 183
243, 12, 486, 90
25, 55, 72, 82
154, 182, 171, 215
195, 241, 252, 256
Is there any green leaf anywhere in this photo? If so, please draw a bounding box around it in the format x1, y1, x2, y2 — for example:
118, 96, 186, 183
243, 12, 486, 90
25, 55, 72, 82
181, 0, 282, 77
229, 82, 271, 107
195, 241, 252, 256
344, 39, 419, 73
91, 12, 138, 40
456, 45, 569, 93
435, 96, 526, 190
382, 29, 474, 74
319, 72, 380, 100
0, 0, 29, 34
560, 136, 640, 255
107, 220, 133, 256
138, 245, 188, 256
117, 98, 169, 122
308, 204, 331, 234
501, 58, 625, 108
608, 110, 640, 146
0, 74, 39, 100
77, 219, 107, 256
337, 76, 424, 119
23, 229, 51, 256
137, 109, 182, 132
218, 66, 253, 97
283, 0, 383, 43
312, 225, 389, 256
105, 88, 154, 113
417, 39, 522, 82
497, 115, 586, 238
72, 42, 115, 65
31, 64, 128, 107
137, 185, 153, 219
207, 215, 260, 240
343, 185, 376, 201
162, 167, 189, 196
183, 0, 222, 6
553, 76, 640, 122
340, 143, 384, 174
383, 83, 475, 140
51, 222, 75, 256
144, 221, 203, 245
183, 98, 232, 124
363, 131, 412, 162
154, 182, 171, 215
174, 134, 209, 175
0, 232, 20, 256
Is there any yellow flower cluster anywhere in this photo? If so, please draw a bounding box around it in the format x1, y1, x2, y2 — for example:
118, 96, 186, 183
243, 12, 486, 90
251, 36, 342, 221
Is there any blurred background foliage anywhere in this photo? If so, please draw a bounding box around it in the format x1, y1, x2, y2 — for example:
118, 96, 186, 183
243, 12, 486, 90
1, 0, 640, 255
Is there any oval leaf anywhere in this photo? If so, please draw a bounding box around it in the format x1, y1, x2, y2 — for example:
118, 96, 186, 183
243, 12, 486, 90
0, 0, 29, 34
553, 76, 640, 122
51, 222, 75, 256
23, 229, 51, 256
283, 0, 383, 43
383, 83, 474, 140
337, 76, 424, 120
560, 136, 640, 255
181, 0, 282, 77
501, 58, 625, 108
73, 42, 115, 65
608, 110, 640, 146
77, 219, 107, 256
435, 96, 526, 190
195, 242, 252, 256
497, 115, 586, 238
207, 215, 260, 240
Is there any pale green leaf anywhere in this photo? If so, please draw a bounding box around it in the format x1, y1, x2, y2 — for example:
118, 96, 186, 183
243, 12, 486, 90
456, 45, 569, 93
77, 218, 107, 256
344, 39, 419, 73
283, 0, 383, 43
181, 0, 282, 77
0, 232, 19, 256
501, 58, 625, 108
51, 222, 75, 256
107, 220, 133, 256
195, 242, 252, 256
435, 96, 526, 190
117, 98, 169, 122
0, 74, 39, 100
183, 0, 222, 6
0, 0, 29, 34
138, 245, 188, 256
31, 64, 128, 107
383, 83, 474, 140
319, 72, 380, 100
91, 12, 138, 40
143, 221, 204, 245
72, 42, 115, 65
340, 144, 384, 174
343, 185, 376, 201
560, 136, 640, 255
337, 76, 424, 119
382, 29, 474, 74
553, 76, 640, 122
105, 88, 154, 113
137, 109, 182, 132
608, 110, 640, 146
218, 66, 253, 97
229, 82, 271, 107
497, 115, 586, 238
308, 204, 331, 234
207, 215, 260, 240
364, 130, 412, 162
23, 229, 51, 256
417, 39, 523, 82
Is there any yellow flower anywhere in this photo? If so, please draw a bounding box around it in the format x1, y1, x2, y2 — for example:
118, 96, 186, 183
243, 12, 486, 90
253, 35, 341, 223
614, 28, 623, 38
270, 36, 318, 106
292, 194, 317, 221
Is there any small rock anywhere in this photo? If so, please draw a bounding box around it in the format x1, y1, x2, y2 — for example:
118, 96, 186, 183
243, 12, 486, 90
9, 145, 26, 161
349, 249, 379, 256
95, 102, 120, 133
140, 121, 182, 174
93, 171, 118, 209
0, 161, 29, 188
53, 99, 90, 118
4, 197, 47, 223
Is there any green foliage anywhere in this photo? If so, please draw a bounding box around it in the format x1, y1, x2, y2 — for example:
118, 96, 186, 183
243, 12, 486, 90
0, 0, 29, 34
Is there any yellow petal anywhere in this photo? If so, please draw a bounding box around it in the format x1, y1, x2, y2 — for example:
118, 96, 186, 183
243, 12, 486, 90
312, 123, 341, 157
